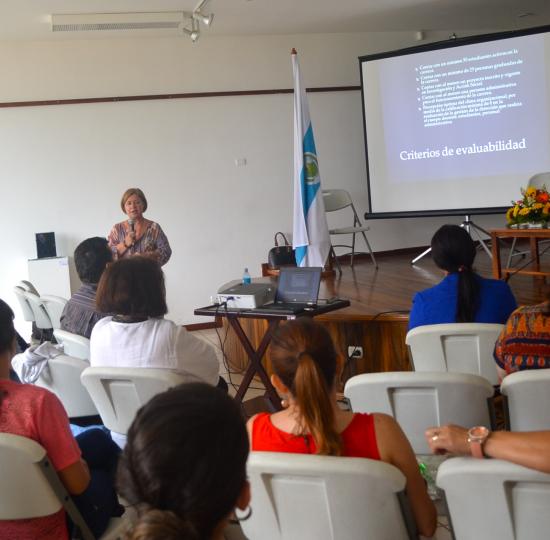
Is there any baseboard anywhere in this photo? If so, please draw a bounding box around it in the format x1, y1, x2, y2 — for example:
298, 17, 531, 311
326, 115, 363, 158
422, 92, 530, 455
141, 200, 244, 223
184, 318, 222, 331
334, 245, 430, 262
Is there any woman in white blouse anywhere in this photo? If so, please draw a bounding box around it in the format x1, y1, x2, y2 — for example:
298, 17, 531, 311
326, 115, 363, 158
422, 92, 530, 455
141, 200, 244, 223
90, 257, 223, 445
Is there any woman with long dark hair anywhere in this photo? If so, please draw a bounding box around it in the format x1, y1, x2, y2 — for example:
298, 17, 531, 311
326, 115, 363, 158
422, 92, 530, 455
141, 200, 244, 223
408, 224, 516, 330
118, 383, 250, 540
247, 318, 437, 538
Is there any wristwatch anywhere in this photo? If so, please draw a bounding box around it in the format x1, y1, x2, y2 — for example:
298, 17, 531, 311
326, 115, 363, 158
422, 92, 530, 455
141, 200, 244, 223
467, 426, 490, 458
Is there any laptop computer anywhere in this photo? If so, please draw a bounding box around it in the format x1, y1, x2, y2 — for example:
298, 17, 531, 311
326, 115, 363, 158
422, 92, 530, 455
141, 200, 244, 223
258, 266, 322, 315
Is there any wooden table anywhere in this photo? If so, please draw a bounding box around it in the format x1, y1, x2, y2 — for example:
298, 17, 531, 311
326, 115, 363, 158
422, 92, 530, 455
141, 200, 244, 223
490, 227, 550, 279
195, 299, 350, 410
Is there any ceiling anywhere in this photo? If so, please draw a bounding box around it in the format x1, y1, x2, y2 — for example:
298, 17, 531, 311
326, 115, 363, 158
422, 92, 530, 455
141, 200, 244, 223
1, 0, 550, 40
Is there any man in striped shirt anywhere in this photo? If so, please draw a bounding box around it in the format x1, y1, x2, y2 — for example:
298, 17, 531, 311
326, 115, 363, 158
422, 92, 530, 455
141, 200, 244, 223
60, 237, 112, 339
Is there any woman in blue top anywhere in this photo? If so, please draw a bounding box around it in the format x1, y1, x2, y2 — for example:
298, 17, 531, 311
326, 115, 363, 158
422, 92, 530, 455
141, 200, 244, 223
408, 225, 517, 330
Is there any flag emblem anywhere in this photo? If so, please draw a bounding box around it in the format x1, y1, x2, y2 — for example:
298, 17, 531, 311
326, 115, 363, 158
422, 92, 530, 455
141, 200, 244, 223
304, 153, 320, 185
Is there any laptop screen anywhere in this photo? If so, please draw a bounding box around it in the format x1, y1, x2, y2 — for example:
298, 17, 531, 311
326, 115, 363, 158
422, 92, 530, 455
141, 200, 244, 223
275, 267, 322, 303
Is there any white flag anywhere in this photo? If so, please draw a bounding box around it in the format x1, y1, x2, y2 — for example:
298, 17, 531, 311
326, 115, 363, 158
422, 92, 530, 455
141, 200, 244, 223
292, 49, 331, 268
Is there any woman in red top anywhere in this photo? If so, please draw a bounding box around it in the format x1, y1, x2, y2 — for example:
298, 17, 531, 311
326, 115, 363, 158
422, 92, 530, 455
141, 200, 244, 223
247, 318, 436, 538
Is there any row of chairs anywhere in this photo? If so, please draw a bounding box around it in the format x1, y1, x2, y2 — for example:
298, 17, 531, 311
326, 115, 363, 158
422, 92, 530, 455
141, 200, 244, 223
13, 280, 67, 335
5, 365, 550, 540
7, 349, 550, 539
38, 349, 550, 454
241, 369, 550, 539
0, 365, 187, 537
406, 322, 550, 431
240, 451, 550, 540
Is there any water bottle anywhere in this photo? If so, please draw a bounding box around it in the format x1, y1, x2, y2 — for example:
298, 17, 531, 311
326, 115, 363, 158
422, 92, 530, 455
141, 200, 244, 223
242, 267, 251, 285
418, 460, 439, 500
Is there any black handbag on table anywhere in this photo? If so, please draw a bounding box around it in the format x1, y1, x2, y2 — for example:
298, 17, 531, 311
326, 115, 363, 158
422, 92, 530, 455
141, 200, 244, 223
268, 232, 296, 269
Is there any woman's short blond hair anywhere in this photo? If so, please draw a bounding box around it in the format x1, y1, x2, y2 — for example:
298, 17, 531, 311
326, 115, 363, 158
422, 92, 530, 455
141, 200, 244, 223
121, 188, 148, 213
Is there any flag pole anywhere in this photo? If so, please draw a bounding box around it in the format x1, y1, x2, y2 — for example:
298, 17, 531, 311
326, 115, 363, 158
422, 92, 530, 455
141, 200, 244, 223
291, 47, 331, 269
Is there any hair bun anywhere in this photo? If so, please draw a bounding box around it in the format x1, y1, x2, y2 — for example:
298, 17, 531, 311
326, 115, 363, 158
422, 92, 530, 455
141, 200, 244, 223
128, 509, 199, 540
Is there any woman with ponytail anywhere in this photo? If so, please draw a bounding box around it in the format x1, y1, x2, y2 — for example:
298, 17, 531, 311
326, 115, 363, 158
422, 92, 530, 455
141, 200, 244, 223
247, 318, 437, 537
118, 383, 250, 540
408, 224, 516, 330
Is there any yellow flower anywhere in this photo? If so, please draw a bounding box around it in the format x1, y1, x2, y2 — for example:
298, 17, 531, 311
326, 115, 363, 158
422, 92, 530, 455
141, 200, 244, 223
506, 207, 515, 222
533, 203, 544, 210
526, 186, 537, 197
544, 204, 550, 215
519, 207, 531, 216
513, 205, 520, 217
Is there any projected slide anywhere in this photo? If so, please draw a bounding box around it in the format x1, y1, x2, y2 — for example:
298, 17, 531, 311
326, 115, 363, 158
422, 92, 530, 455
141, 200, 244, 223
361, 29, 550, 215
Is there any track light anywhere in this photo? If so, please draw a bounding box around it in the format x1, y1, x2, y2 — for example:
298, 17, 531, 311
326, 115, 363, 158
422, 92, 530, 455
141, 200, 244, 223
181, 1, 213, 43
182, 24, 200, 42
193, 11, 214, 27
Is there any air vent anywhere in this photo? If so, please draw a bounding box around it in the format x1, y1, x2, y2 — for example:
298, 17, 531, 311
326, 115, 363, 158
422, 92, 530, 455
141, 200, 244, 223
51, 12, 184, 32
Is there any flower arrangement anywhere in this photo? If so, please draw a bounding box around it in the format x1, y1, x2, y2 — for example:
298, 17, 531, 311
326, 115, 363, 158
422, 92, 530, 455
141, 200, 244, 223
506, 185, 550, 227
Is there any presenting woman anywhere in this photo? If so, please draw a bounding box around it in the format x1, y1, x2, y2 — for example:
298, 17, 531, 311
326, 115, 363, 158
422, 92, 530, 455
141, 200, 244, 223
108, 188, 172, 266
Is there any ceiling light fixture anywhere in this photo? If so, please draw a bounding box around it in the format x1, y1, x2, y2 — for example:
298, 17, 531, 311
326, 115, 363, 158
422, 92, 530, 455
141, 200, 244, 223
193, 11, 214, 27
181, 0, 214, 42
182, 20, 200, 43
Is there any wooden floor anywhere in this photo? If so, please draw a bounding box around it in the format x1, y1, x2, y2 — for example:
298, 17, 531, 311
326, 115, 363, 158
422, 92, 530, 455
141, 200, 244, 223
321, 244, 548, 320
226, 244, 549, 388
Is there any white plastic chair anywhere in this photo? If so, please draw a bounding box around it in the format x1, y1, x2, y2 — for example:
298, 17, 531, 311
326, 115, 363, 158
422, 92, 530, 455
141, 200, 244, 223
344, 371, 493, 454
34, 354, 98, 419
437, 457, 550, 540
501, 368, 550, 431
53, 329, 90, 360
40, 295, 68, 330
322, 189, 377, 273
13, 285, 35, 323
0, 433, 129, 540
80, 367, 187, 436
241, 451, 414, 540
17, 280, 39, 295
22, 290, 53, 331
406, 323, 503, 386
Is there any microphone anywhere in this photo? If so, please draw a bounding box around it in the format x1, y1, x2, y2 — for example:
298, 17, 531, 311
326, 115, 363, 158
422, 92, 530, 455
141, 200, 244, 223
127, 219, 135, 250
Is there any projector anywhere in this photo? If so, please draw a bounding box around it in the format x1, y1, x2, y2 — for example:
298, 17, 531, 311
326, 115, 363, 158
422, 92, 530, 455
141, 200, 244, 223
217, 283, 275, 309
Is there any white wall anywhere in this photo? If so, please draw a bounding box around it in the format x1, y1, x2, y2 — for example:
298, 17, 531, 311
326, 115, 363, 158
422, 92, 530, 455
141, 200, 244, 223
0, 30, 503, 335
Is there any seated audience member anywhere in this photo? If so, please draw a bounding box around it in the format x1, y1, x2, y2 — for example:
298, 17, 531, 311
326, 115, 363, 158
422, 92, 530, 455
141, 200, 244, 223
60, 237, 113, 338
426, 424, 550, 473
247, 319, 436, 538
408, 224, 517, 330
493, 293, 550, 381
0, 299, 121, 539
90, 257, 222, 445
118, 383, 250, 540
